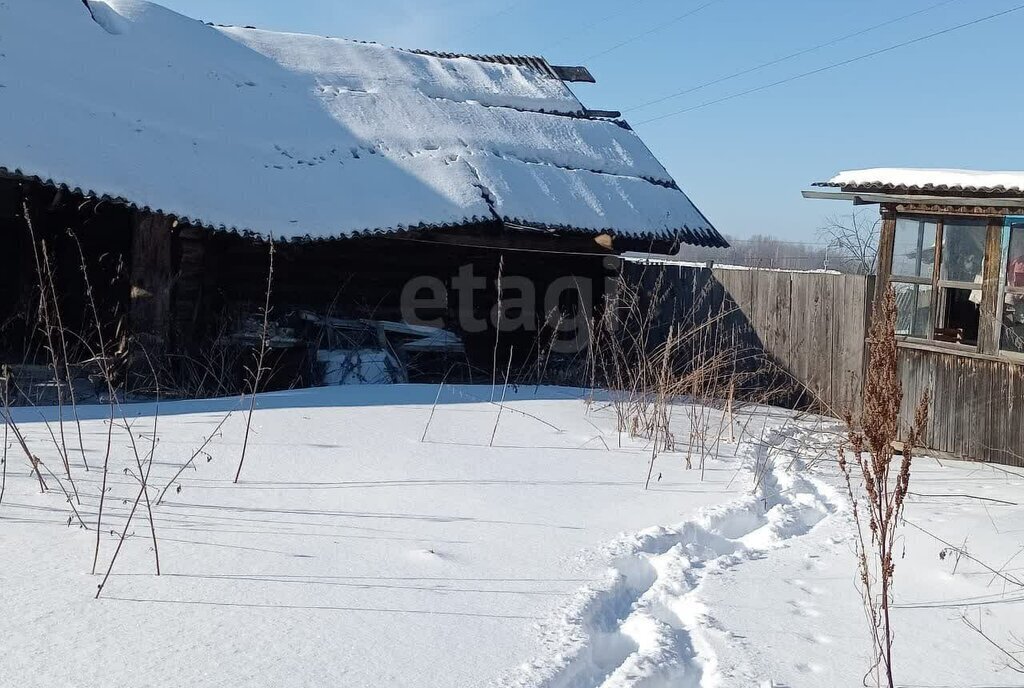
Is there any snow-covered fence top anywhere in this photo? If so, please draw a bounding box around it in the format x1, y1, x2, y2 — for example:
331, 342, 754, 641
820, 168, 1024, 195
0, 0, 722, 245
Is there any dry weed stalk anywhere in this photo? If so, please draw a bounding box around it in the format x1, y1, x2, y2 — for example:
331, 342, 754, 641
23, 204, 79, 496
1, 364, 88, 525
69, 231, 120, 575
157, 411, 233, 504
32, 452, 89, 529
420, 367, 451, 443
234, 236, 275, 484
838, 286, 930, 688
95, 438, 157, 598
114, 351, 162, 575
961, 612, 1024, 674
39, 237, 90, 472
1, 368, 7, 506
490, 254, 505, 402
42, 241, 89, 473
535, 309, 565, 392
1, 390, 48, 493
144, 314, 247, 400
489, 347, 514, 447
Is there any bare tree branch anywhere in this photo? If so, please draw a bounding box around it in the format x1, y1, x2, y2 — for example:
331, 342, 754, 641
818, 209, 880, 276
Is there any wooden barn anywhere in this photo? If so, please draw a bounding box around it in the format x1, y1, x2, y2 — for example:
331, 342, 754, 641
0, 0, 725, 396
806, 168, 1024, 466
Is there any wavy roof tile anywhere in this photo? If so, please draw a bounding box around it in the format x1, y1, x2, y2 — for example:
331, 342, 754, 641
819, 168, 1024, 197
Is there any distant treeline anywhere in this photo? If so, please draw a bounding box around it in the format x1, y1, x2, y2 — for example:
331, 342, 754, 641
676, 233, 872, 274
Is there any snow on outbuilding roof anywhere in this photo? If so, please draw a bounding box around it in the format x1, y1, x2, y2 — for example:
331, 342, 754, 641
0, 0, 722, 246
819, 168, 1024, 196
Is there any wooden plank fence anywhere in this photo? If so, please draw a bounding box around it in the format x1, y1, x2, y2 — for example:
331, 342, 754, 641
623, 261, 1024, 467
621, 261, 874, 417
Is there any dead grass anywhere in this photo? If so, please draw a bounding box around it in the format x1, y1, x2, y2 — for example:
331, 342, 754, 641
584, 264, 797, 486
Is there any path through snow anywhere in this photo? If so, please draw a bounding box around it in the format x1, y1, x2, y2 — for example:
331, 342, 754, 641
501, 425, 840, 688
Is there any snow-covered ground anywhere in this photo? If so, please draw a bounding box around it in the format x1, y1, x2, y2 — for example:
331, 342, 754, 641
1, 386, 1021, 687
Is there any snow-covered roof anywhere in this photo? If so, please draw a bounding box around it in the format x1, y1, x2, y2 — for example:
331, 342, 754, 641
819, 168, 1024, 196
0, 0, 723, 246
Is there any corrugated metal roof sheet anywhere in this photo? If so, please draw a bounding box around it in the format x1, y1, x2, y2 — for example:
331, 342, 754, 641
205, 29, 598, 83
3, 166, 728, 248
406, 53, 596, 84
815, 168, 1024, 197
409, 51, 553, 79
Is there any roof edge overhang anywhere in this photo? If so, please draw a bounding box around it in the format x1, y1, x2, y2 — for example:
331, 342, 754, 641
2, 167, 726, 249
502, 221, 728, 249
802, 189, 1024, 209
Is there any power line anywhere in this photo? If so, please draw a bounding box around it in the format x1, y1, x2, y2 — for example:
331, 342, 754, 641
381, 234, 634, 258
455, 0, 538, 43
635, 3, 1024, 126
624, 0, 962, 114
582, 0, 727, 62
540, 0, 658, 54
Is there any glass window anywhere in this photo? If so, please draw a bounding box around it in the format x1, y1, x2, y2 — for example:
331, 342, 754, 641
892, 218, 936, 278
893, 282, 932, 338
1002, 295, 1024, 353
889, 215, 1003, 350
1002, 223, 1024, 353
940, 220, 988, 283
1007, 223, 1024, 289
936, 287, 980, 345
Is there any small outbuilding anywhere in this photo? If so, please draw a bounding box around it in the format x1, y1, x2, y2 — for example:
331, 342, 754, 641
0, 0, 725, 393
806, 168, 1024, 465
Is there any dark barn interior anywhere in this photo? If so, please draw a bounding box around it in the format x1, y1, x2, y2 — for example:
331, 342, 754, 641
1, 176, 133, 373
1, 175, 637, 400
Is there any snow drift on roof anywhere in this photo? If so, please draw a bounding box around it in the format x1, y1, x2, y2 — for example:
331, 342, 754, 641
825, 168, 1024, 194
0, 0, 720, 243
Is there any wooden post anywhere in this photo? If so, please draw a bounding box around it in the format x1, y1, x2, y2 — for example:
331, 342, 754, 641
978, 217, 1005, 355
874, 205, 897, 314
129, 212, 175, 359
173, 226, 209, 350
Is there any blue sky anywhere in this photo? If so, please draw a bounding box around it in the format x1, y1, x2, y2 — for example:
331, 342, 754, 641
156, 0, 1024, 242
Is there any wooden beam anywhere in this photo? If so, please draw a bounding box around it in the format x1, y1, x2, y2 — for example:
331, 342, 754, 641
897, 338, 1024, 367
172, 226, 209, 350
404, 227, 617, 255
873, 206, 897, 314
129, 212, 175, 358
803, 189, 1024, 208
892, 204, 1022, 217
978, 217, 1005, 355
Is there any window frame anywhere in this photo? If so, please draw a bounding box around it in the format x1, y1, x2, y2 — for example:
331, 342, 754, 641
888, 214, 988, 351
996, 220, 1024, 358
889, 217, 937, 340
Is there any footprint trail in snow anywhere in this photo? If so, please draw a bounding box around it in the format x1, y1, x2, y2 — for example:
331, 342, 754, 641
499, 425, 840, 688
